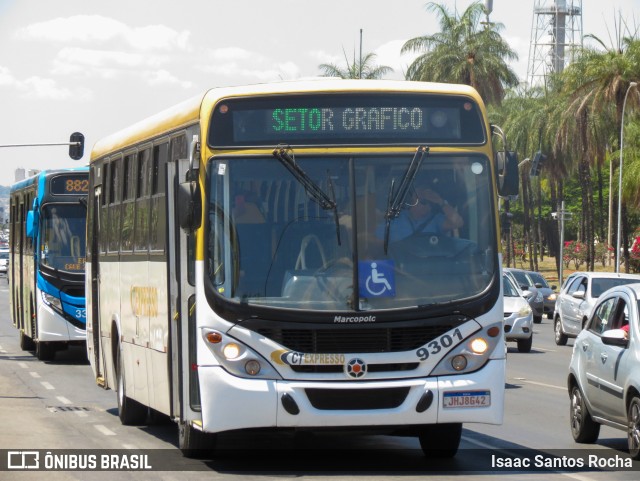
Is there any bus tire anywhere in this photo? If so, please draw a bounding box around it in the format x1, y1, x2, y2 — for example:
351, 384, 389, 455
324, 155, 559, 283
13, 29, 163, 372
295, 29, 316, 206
418, 423, 462, 458
19, 330, 35, 351
36, 341, 55, 361
179, 421, 217, 458
116, 348, 147, 425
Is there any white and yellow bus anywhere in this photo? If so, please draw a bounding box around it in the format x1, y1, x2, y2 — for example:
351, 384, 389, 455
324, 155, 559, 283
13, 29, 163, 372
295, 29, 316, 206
86, 79, 518, 457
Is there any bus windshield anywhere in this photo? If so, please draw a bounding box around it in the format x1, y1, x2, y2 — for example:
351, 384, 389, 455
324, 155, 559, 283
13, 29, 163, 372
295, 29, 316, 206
40, 203, 87, 273
206, 153, 496, 311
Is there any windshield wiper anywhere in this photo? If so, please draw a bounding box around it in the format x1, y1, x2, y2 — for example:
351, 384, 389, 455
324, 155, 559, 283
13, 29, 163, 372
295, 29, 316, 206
273, 145, 341, 245
383, 145, 429, 254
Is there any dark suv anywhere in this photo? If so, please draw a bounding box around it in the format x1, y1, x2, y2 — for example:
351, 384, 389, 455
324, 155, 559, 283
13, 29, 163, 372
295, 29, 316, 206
526, 270, 557, 320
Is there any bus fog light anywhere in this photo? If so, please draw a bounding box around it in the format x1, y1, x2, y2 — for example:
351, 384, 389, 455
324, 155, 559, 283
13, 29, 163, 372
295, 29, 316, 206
451, 355, 467, 371
470, 337, 488, 354
245, 360, 261, 375
222, 343, 241, 360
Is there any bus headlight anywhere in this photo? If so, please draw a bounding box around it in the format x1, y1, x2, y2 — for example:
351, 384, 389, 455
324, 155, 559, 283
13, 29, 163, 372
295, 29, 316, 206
431, 321, 503, 376
222, 342, 241, 360
201, 328, 281, 380
41, 291, 63, 312
470, 337, 488, 354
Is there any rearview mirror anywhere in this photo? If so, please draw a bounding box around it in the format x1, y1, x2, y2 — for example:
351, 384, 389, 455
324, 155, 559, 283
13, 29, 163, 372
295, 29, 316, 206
177, 180, 202, 231
496, 151, 519, 197
26, 210, 36, 238
602, 329, 628, 348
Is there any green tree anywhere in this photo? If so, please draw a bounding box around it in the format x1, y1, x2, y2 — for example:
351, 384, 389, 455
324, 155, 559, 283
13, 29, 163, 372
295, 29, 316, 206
319, 50, 393, 79
402, 1, 519, 105
559, 37, 640, 271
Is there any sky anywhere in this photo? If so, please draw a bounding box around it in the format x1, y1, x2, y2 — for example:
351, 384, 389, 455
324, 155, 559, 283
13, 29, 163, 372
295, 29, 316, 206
0, 0, 638, 187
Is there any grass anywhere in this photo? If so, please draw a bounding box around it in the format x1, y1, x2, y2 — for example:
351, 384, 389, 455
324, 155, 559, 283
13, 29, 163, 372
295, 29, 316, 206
505, 255, 619, 287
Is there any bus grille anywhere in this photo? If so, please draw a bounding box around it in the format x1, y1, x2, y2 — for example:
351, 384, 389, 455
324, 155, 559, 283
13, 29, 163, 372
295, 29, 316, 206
305, 387, 410, 410
254, 325, 454, 353
291, 362, 419, 374
61, 286, 85, 298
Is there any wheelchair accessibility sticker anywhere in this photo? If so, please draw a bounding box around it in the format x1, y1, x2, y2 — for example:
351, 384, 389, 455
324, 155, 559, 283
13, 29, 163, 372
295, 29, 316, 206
358, 260, 396, 297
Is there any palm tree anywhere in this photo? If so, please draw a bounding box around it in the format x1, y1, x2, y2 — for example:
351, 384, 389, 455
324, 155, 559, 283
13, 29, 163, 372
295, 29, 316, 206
560, 36, 640, 270
319, 50, 393, 79
402, 1, 519, 105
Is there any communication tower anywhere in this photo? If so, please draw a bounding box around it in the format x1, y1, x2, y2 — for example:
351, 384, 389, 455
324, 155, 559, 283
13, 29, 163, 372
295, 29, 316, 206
527, 0, 583, 88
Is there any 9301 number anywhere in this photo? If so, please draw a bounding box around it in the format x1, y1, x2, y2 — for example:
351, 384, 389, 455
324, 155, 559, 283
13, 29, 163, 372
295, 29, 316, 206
416, 328, 463, 361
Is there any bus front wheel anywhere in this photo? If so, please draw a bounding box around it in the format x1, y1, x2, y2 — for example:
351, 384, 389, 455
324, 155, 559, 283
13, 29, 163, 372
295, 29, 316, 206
19, 330, 35, 351
36, 341, 55, 361
178, 421, 217, 458
418, 423, 462, 458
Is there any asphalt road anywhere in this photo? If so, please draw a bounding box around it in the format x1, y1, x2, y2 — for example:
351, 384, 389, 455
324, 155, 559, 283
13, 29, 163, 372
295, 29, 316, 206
1, 278, 639, 480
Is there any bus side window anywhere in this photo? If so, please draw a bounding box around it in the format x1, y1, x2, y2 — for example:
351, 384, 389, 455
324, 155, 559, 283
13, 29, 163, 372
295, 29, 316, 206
134, 148, 151, 255
150, 142, 169, 254
108, 157, 123, 254
121, 153, 136, 252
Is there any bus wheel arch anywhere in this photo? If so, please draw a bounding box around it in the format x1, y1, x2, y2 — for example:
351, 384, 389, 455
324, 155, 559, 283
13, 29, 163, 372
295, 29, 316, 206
178, 421, 217, 458
113, 320, 147, 425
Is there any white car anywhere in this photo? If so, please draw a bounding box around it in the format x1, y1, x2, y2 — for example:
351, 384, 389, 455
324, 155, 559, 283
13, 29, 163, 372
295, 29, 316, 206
0, 249, 8, 277
554, 271, 640, 345
503, 273, 534, 353
568, 283, 640, 458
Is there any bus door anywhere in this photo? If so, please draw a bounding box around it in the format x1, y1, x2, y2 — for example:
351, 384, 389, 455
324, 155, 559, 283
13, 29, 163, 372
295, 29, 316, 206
88, 165, 105, 383
166, 132, 200, 423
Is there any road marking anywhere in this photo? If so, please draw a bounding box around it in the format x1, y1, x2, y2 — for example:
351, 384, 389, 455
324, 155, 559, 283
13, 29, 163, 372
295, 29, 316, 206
94, 424, 116, 436
122, 444, 138, 450
462, 435, 496, 449
56, 396, 72, 405
74, 410, 89, 418
29, 372, 41, 378
513, 377, 564, 391
40, 382, 55, 390
18, 362, 28, 369
533, 346, 556, 352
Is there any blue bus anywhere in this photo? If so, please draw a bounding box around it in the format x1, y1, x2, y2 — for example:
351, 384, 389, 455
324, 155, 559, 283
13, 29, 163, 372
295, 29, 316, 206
9, 168, 89, 360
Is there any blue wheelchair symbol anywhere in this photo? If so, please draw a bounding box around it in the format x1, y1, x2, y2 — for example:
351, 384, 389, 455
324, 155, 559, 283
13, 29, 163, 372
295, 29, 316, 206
358, 260, 395, 298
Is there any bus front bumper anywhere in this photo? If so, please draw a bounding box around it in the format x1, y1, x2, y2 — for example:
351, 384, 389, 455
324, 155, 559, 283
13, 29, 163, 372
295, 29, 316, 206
198, 358, 505, 434
37, 303, 86, 343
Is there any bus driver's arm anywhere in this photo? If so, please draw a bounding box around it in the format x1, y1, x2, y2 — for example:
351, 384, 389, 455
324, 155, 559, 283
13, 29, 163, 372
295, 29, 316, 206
422, 189, 464, 232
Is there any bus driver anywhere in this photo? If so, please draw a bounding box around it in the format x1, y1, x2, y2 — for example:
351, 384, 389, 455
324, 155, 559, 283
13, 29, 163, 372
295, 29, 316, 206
376, 186, 463, 243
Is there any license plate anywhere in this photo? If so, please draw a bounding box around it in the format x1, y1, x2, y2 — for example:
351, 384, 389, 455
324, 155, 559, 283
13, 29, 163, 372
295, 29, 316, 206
443, 390, 491, 408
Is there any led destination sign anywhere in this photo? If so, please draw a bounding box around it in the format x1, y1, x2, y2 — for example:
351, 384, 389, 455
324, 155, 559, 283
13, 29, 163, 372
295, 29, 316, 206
271, 106, 426, 134
50, 174, 89, 195
209, 93, 485, 147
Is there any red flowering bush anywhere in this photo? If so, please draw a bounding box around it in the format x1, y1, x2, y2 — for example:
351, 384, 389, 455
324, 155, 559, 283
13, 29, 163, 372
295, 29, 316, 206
564, 240, 587, 270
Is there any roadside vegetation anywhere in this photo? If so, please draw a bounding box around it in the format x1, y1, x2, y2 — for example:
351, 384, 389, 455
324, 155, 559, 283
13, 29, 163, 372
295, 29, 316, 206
319, 1, 640, 281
